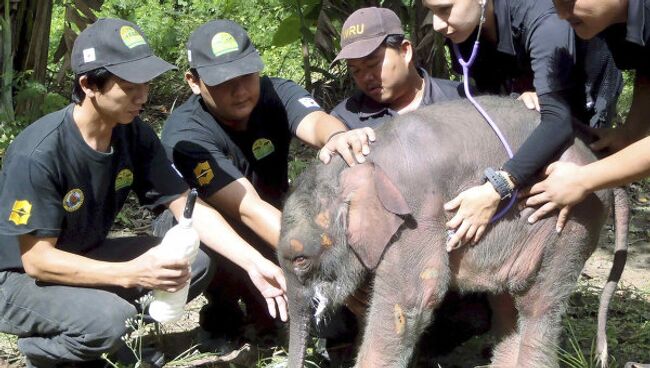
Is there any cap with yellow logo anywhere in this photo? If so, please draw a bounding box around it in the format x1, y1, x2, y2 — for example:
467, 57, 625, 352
187, 20, 265, 87
71, 18, 176, 83
332, 7, 404, 65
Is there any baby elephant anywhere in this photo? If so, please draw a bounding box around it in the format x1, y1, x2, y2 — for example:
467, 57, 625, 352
278, 97, 628, 368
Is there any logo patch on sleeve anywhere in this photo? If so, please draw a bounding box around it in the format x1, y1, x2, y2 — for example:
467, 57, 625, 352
120, 26, 147, 49
194, 161, 214, 186
115, 169, 134, 191
9, 200, 32, 225
63, 189, 85, 212
298, 97, 320, 108
252, 138, 275, 160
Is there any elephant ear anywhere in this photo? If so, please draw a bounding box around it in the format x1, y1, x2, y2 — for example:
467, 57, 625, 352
339, 163, 411, 270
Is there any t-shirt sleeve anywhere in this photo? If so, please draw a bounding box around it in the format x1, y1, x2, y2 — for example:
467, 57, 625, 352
270, 78, 324, 134
163, 123, 244, 199
0, 152, 64, 238
131, 122, 188, 210
526, 14, 576, 95
502, 91, 573, 185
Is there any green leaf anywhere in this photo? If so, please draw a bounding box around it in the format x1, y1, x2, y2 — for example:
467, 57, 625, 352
271, 15, 301, 47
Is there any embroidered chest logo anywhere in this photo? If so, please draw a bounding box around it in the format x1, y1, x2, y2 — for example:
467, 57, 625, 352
120, 26, 146, 49
115, 169, 134, 191
211, 32, 239, 58
252, 138, 275, 160
63, 189, 85, 212
9, 200, 32, 225
194, 161, 214, 186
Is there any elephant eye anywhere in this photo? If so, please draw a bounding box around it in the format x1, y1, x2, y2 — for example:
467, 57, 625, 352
292, 256, 309, 271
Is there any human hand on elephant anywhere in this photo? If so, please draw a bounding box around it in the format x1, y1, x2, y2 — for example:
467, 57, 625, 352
444, 182, 501, 251
521, 161, 588, 232
517, 91, 540, 111
319, 127, 376, 166
247, 258, 289, 322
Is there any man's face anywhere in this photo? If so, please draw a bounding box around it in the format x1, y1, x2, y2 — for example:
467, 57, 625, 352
90, 76, 149, 124
191, 73, 261, 126
553, 0, 623, 39
423, 0, 482, 44
346, 43, 411, 104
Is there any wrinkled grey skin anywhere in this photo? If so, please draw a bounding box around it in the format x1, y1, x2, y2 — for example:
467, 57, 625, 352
278, 97, 628, 368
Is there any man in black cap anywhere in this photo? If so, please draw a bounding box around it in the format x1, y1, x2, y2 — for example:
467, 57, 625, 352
160, 19, 374, 348
331, 7, 465, 129
0, 18, 288, 368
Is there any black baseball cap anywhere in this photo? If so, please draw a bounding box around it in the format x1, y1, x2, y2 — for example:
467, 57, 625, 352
71, 18, 176, 83
332, 7, 404, 64
187, 20, 265, 86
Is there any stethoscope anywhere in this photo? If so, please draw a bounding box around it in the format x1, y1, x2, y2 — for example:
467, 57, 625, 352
449, 0, 517, 222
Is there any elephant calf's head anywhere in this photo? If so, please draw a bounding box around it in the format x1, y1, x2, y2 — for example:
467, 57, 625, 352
279, 162, 412, 321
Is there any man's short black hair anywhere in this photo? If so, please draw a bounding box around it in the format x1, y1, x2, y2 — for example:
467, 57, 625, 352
71, 68, 113, 104
384, 34, 406, 50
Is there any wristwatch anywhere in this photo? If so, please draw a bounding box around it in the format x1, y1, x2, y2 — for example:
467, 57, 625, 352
484, 167, 515, 200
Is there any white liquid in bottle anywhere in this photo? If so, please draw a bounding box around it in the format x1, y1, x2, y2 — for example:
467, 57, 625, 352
149, 189, 200, 323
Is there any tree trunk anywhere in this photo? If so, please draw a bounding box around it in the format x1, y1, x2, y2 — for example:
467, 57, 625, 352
0, 0, 15, 122
12, 0, 53, 121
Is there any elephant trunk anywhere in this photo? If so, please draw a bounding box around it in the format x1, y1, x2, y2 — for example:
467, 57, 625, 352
287, 284, 312, 368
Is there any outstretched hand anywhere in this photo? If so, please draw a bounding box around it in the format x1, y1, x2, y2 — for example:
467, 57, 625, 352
248, 259, 289, 322
444, 182, 500, 251
319, 127, 376, 166
521, 161, 588, 232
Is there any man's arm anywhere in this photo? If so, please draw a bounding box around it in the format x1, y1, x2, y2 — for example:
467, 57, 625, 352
524, 135, 650, 229
167, 192, 288, 320
204, 177, 281, 249
590, 73, 650, 152
19, 235, 190, 292
295, 110, 375, 165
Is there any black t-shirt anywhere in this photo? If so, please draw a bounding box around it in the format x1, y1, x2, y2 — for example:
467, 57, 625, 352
0, 105, 188, 271
451, 0, 621, 126
161, 76, 322, 207
452, 0, 575, 97
601, 0, 650, 75
450, 0, 621, 185
331, 68, 465, 129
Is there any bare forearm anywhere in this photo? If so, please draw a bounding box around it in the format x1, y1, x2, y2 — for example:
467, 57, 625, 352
296, 111, 348, 147
20, 238, 131, 287
190, 201, 270, 272
580, 136, 650, 191
239, 201, 281, 248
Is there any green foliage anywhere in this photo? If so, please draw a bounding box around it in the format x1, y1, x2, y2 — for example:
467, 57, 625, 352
616, 70, 635, 124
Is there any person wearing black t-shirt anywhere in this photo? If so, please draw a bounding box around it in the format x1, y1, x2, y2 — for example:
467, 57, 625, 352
422, 0, 622, 249
160, 20, 374, 348
0, 19, 287, 368
330, 7, 465, 130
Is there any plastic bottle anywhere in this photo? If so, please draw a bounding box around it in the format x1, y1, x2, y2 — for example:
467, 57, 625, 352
148, 189, 200, 323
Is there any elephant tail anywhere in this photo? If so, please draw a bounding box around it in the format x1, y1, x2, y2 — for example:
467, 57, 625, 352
597, 187, 630, 368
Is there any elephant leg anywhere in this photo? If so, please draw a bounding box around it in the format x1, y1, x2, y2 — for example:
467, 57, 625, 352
353, 225, 449, 368
491, 294, 563, 368
354, 278, 436, 368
